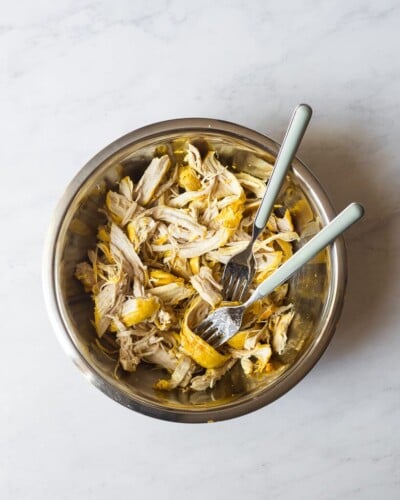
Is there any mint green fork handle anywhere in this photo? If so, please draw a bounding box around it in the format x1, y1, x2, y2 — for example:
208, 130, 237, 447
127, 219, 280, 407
246, 203, 364, 306
254, 103, 313, 232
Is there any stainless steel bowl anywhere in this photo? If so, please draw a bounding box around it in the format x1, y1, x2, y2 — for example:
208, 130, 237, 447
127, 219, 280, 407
43, 118, 346, 423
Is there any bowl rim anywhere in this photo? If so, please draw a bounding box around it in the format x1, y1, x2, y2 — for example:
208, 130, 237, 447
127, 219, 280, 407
42, 117, 347, 423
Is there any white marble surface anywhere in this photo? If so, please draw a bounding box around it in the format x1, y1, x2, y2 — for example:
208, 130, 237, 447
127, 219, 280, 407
2, 1, 400, 498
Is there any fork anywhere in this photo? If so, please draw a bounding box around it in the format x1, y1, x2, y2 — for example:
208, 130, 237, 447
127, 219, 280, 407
221, 103, 313, 301
196, 202, 364, 347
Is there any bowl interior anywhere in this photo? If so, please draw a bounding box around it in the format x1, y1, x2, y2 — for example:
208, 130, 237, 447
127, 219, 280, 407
52, 124, 340, 421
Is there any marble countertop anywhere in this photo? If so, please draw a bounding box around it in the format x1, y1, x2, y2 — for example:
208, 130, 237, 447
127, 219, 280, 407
2, 1, 399, 498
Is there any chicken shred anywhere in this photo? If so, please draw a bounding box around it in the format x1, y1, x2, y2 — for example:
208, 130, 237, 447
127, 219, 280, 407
190, 266, 222, 307
133, 155, 171, 206
75, 142, 302, 392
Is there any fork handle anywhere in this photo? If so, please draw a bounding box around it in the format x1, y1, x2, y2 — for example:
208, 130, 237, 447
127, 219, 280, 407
246, 203, 364, 307
254, 104, 312, 232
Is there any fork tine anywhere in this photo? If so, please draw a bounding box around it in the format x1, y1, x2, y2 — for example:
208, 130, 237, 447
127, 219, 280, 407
233, 278, 248, 302
196, 323, 212, 337
221, 267, 230, 288
224, 272, 237, 301
222, 275, 232, 300
222, 266, 234, 289
230, 277, 241, 302
194, 318, 212, 335
201, 326, 218, 342
231, 277, 246, 302
207, 330, 223, 347
226, 272, 235, 295
196, 318, 214, 337
239, 280, 249, 300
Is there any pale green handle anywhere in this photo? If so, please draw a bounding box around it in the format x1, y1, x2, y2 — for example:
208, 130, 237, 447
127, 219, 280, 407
254, 104, 312, 230
247, 203, 364, 306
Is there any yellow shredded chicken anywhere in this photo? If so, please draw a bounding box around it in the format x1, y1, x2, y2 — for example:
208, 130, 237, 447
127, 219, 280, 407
75, 142, 300, 392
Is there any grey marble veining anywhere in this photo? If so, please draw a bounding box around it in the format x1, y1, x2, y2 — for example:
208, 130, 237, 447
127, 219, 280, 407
1, 1, 399, 499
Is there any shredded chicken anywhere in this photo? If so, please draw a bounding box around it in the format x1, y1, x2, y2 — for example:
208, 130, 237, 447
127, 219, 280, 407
190, 266, 222, 307
147, 206, 206, 237
133, 155, 171, 206
234, 172, 267, 198
149, 282, 194, 305
155, 355, 196, 390
190, 359, 237, 391
110, 223, 146, 296
94, 283, 117, 336
231, 343, 272, 374
179, 228, 231, 258
271, 310, 295, 354
106, 191, 139, 226
75, 142, 303, 392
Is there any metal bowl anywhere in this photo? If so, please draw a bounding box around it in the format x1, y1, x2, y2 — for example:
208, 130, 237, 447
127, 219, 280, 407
43, 118, 346, 423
